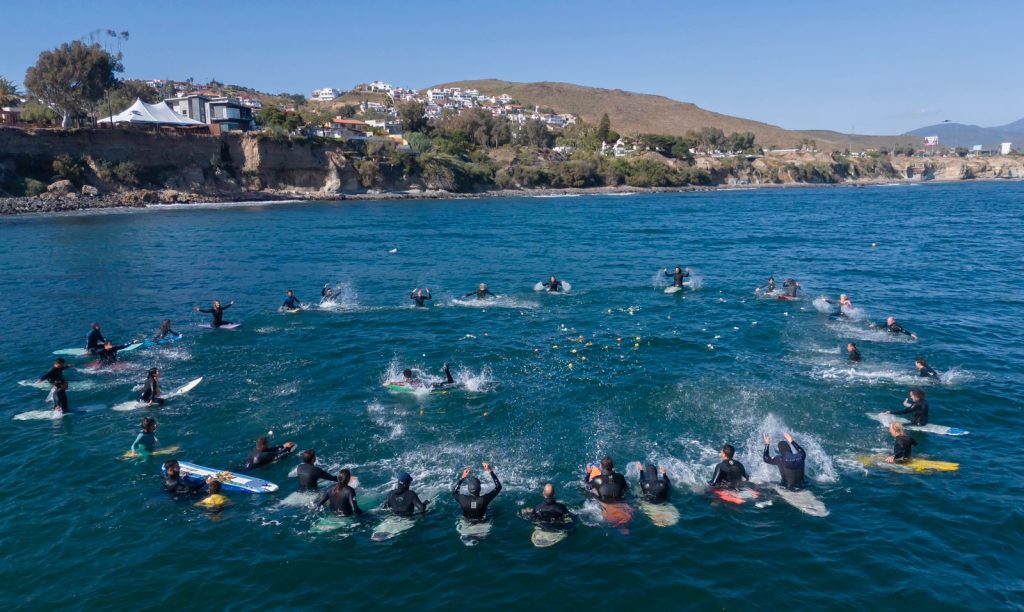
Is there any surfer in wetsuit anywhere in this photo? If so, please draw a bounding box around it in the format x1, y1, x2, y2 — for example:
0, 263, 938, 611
886, 422, 918, 464
296, 449, 337, 491
663, 267, 690, 288
86, 322, 106, 354
880, 316, 918, 340
584, 456, 628, 501
129, 417, 158, 457
163, 460, 205, 497
847, 342, 862, 362
453, 463, 502, 520
544, 276, 564, 292
637, 463, 671, 503
708, 444, 748, 489
140, 368, 164, 405
410, 288, 432, 307
521, 483, 572, 523
382, 472, 428, 516
195, 300, 234, 327
885, 388, 929, 426
314, 468, 363, 517
915, 356, 939, 378
97, 340, 132, 364
393, 363, 455, 390
782, 278, 800, 298
39, 358, 73, 385
762, 432, 806, 489
321, 283, 335, 302
464, 283, 496, 300
282, 290, 301, 310
52, 379, 69, 414
244, 436, 296, 469
764, 276, 777, 293
152, 319, 180, 342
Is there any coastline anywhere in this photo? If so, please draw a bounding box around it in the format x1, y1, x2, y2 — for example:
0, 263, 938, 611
1, 175, 1021, 218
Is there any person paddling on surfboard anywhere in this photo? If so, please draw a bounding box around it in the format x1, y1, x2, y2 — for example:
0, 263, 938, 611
663, 266, 690, 288
884, 388, 929, 426
708, 444, 748, 489
585, 456, 628, 501
129, 417, 158, 457
878, 316, 918, 340
464, 283, 496, 300
140, 368, 164, 406
637, 463, 671, 503
847, 342, 862, 363
410, 288, 432, 307
163, 460, 205, 497
915, 356, 939, 378
762, 433, 806, 490
282, 290, 302, 311
97, 340, 133, 364
521, 483, 573, 525
86, 322, 106, 355
314, 468, 363, 517
152, 319, 181, 342
382, 472, 428, 517
886, 422, 918, 464
453, 463, 502, 520
195, 300, 234, 328
391, 363, 455, 390
297, 449, 337, 492
244, 436, 296, 470
543, 276, 565, 292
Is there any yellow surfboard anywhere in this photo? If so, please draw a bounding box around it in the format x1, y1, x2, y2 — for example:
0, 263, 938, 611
120, 445, 180, 460
857, 454, 959, 472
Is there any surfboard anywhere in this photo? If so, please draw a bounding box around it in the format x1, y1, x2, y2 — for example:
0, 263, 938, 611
856, 454, 959, 472
171, 461, 279, 494
866, 412, 969, 436
770, 485, 829, 517
711, 487, 761, 505
140, 335, 182, 348
456, 518, 493, 546
664, 285, 682, 294
310, 514, 356, 535
385, 383, 417, 394
19, 379, 97, 391
639, 500, 679, 526
534, 281, 572, 292
53, 348, 88, 357
531, 526, 568, 548
120, 445, 180, 460
198, 323, 242, 330
112, 377, 203, 411
371, 516, 416, 542
13, 404, 105, 420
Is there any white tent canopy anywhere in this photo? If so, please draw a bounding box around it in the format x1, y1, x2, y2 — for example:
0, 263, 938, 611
98, 98, 204, 126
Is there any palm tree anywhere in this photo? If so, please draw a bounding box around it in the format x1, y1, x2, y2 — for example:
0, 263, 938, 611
0, 76, 22, 107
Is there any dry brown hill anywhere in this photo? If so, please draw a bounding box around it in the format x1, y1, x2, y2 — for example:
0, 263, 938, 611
435, 79, 916, 151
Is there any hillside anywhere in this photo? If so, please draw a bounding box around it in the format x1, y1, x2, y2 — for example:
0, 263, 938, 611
905, 120, 1024, 149
434, 79, 916, 151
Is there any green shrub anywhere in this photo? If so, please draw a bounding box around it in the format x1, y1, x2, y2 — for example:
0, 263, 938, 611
52, 154, 83, 182
113, 161, 140, 185
25, 178, 48, 196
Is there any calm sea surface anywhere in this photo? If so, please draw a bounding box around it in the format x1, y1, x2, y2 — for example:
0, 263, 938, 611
1, 182, 1022, 609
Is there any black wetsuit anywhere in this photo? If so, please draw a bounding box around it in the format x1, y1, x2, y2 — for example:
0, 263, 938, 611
53, 386, 68, 413
86, 328, 106, 354
153, 325, 178, 341
665, 269, 689, 287
315, 484, 363, 516
464, 289, 496, 300
410, 291, 432, 307
783, 279, 799, 297
893, 434, 918, 463
140, 376, 164, 404
297, 463, 337, 491
884, 322, 915, 338
546, 280, 563, 292
321, 285, 334, 299
97, 343, 131, 363
708, 459, 748, 489
282, 295, 301, 309
453, 471, 502, 520
849, 348, 862, 362
164, 475, 205, 497
244, 445, 293, 469
383, 483, 428, 516
199, 303, 232, 327
639, 470, 671, 503
526, 498, 571, 524
39, 364, 71, 385
892, 399, 929, 426
918, 365, 939, 378
763, 442, 806, 489
585, 469, 628, 501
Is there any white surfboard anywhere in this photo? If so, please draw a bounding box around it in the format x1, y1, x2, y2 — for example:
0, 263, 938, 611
310, 515, 356, 535
531, 526, 568, 548
770, 484, 829, 517
639, 500, 680, 527
113, 377, 203, 412
866, 412, 969, 436
13, 409, 65, 421
456, 518, 493, 546
663, 285, 682, 294
371, 516, 416, 542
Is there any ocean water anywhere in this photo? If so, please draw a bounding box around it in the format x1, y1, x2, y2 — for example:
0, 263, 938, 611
1, 182, 1022, 608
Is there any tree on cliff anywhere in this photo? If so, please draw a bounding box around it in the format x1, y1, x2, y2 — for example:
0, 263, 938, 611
0, 76, 21, 106
397, 100, 428, 133
596, 113, 619, 144
24, 41, 121, 128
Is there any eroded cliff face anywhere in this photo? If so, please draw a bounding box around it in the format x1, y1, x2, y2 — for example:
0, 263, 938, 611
240, 135, 357, 193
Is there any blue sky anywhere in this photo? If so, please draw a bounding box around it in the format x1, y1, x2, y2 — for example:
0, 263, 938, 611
2, 0, 1021, 134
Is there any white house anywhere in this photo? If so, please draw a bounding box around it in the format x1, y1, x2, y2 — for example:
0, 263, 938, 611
311, 88, 341, 101
1000, 142, 1013, 155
